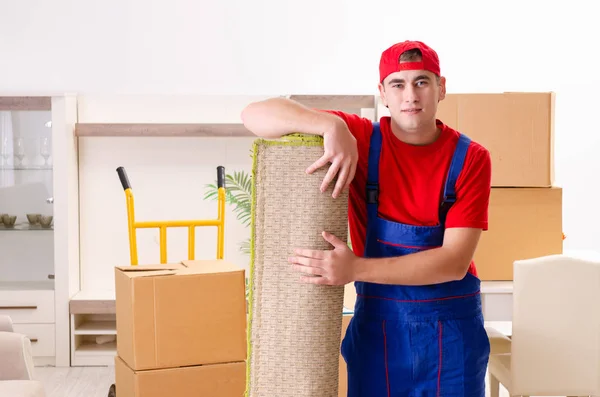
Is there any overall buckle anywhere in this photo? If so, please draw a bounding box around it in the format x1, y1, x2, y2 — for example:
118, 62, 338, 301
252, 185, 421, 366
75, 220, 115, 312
366, 183, 379, 204
439, 194, 456, 213
443, 194, 456, 204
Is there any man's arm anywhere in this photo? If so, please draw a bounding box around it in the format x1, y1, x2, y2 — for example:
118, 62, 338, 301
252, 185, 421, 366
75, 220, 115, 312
353, 227, 482, 285
354, 143, 492, 286
241, 97, 359, 197
241, 97, 346, 139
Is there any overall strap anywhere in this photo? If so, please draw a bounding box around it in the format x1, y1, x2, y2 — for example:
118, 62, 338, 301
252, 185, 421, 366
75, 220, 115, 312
366, 122, 382, 223
439, 133, 472, 225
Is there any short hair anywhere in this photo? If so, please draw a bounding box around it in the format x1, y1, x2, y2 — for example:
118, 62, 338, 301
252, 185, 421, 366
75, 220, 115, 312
399, 48, 423, 63
399, 49, 441, 83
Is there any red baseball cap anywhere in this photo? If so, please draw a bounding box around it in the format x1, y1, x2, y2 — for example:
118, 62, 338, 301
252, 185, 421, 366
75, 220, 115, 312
379, 40, 440, 83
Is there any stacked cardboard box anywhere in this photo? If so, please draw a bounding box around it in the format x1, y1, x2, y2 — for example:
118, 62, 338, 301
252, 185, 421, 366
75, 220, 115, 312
113, 260, 247, 396
436, 92, 563, 280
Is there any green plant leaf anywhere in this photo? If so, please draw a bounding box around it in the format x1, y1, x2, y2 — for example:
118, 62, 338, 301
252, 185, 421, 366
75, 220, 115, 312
203, 169, 253, 254
239, 238, 251, 255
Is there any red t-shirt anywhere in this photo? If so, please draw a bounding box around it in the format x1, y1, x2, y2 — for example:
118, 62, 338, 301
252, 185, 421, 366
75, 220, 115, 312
323, 111, 492, 277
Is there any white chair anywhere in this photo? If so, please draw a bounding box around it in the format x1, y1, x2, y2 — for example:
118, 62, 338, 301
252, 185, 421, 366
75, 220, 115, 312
487, 254, 600, 397
0, 315, 46, 397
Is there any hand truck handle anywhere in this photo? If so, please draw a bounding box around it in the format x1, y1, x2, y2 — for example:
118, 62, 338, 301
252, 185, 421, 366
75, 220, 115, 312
116, 166, 131, 190
217, 166, 225, 189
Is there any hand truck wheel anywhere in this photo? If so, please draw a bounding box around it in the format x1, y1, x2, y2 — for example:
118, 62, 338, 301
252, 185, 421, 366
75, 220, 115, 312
107, 383, 116, 397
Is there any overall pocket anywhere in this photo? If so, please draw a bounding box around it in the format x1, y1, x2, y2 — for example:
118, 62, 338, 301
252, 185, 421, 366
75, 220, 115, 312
343, 315, 416, 396
409, 315, 489, 397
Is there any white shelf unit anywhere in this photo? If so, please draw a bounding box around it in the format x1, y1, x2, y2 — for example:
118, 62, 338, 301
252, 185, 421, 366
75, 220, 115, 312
74, 318, 117, 335
0, 287, 56, 367
0, 95, 81, 367
69, 290, 117, 366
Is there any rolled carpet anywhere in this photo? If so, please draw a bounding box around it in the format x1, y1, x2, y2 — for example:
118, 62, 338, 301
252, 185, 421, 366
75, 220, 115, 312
246, 134, 349, 397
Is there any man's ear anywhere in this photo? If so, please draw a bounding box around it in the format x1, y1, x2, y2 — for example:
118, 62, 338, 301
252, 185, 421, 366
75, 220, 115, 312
378, 82, 388, 108
438, 76, 447, 101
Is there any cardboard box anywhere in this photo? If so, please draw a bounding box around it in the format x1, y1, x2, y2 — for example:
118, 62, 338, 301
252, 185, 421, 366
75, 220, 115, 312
338, 314, 352, 397
436, 92, 555, 187
474, 187, 563, 280
115, 356, 246, 397
115, 260, 247, 371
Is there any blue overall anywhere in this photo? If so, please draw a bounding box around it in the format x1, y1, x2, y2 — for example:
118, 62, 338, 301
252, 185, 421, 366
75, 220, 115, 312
340, 123, 490, 396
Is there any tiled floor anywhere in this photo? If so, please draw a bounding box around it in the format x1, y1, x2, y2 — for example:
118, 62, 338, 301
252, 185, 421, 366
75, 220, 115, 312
33, 366, 516, 397
34, 366, 115, 397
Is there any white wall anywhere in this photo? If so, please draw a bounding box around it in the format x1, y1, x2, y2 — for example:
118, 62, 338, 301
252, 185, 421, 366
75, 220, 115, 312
2, 0, 597, 95
2, 0, 600, 290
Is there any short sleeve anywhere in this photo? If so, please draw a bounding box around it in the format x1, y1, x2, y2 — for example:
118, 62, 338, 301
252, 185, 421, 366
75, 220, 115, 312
445, 143, 492, 231
317, 110, 373, 155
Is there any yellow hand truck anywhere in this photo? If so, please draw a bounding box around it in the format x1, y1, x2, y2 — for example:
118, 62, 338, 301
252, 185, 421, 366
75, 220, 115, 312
107, 165, 227, 397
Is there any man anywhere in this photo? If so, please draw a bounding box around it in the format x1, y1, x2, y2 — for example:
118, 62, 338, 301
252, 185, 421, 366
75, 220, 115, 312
241, 40, 492, 396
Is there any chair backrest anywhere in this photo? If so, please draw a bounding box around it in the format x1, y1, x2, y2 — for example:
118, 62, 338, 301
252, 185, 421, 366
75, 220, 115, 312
0, 315, 14, 332
511, 254, 600, 395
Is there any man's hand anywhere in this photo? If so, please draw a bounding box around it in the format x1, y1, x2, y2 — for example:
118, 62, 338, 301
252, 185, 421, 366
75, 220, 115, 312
288, 231, 359, 285
241, 98, 357, 198
305, 121, 358, 199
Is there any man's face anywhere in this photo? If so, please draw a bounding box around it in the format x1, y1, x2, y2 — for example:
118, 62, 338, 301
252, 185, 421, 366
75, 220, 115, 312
378, 68, 446, 134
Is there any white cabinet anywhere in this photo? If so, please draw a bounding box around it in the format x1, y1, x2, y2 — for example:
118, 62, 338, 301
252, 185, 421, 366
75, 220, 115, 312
12, 323, 56, 359
0, 98, 56, 366
0, 288, 56, 366
0, 288, 55, 323
0, 95, 80, 367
